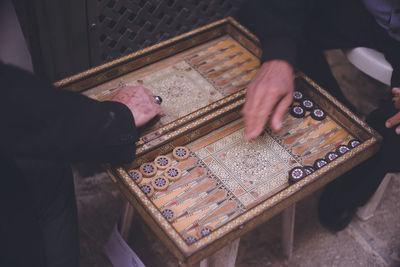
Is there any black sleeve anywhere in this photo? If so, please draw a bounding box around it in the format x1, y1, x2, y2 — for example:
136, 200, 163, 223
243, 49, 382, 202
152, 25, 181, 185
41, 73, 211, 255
0, 62, 139, 164
236, 0, 315, 66
385, 52, 400, 87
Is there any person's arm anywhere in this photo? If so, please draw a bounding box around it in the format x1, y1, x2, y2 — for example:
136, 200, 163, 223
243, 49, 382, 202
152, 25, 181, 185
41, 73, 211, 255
236, 0, 314, 140
238, 0, 314, 66
0, 62, 160, 163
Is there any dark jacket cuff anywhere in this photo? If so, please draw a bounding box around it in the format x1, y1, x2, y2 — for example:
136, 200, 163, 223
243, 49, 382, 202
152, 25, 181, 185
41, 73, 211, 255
78, 100, 139, 164
391, 68, 400, 87
101, 101, 139, 145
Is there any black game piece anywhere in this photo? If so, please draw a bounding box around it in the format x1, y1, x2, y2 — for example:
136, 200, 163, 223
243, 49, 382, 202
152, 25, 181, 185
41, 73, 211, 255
200, 227, 212, 237
289, 167, 306, 183
311, 107, 326, 121
304, 165, 315, 175
185, 236, 197, 245
293, 90, 304, 101
162, 209, 174, 221
314, 158, 328, 169
337, 145, 350, 155
325, 152, 339, 162
348, 139, 361, 148
301, 99, 314, 111
290, 105, 306, 118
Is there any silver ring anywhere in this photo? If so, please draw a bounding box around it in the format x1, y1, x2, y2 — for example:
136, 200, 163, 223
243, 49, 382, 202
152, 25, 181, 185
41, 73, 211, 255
153, 95, 162, 105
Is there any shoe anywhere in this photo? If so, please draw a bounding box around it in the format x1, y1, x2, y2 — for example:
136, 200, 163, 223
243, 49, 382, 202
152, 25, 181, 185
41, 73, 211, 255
318, 188, 357, 232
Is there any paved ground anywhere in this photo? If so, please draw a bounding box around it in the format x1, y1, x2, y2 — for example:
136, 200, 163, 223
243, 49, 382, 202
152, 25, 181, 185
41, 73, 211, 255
75, 50, 400, 267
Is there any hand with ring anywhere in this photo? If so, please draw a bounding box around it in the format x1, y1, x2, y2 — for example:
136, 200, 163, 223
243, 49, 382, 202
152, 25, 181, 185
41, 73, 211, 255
111, 86, 164, 127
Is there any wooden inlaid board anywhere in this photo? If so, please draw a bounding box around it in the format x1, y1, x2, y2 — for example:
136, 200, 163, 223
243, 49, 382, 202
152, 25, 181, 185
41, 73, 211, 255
83, 35, 259, 136
57, 18, 381, 263
126, 98, 355, 244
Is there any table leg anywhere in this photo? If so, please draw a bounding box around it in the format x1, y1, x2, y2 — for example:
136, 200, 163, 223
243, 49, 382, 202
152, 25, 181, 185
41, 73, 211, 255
119, 201, 135, 240
281, 204, 295, 259
357, 173, 392, 221
199, 238, 240, 267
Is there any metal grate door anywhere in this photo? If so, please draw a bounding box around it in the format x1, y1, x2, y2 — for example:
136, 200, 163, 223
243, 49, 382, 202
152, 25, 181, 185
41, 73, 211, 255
87, 0, 244, 66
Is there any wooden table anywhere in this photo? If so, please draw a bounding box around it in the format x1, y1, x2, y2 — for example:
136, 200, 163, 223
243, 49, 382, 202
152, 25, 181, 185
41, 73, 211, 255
55, 17, 382, 266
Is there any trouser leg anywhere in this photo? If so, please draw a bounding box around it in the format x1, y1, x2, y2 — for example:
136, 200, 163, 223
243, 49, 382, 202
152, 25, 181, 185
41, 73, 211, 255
351, 102, 399, 206
0, 158, 47, 267
15, 160, 80, 267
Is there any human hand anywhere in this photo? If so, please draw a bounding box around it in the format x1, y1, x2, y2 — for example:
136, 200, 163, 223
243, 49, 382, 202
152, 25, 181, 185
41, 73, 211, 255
242, 60, 294, 140
111, 86, 163, 127
385, 87, 400, 135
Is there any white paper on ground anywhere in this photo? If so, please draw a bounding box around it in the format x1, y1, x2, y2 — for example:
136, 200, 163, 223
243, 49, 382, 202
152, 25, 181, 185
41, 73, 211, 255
104, 223, 146, 267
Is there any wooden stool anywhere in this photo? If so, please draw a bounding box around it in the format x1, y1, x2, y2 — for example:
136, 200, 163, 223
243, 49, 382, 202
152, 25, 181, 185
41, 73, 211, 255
356, 173, 393, 221
344, 47, 392, 86
119, 202, 296, 266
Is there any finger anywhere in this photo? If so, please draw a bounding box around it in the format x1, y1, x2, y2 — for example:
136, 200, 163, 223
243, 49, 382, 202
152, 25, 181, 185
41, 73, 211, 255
147, 98, 164, 116
392, 88, 400, 108
242, 68, 269, 105
385, 111, 400, 128
242, 82, 259, 113
125, 86, 146, 100
396, 125, 400, 135
243, 96, 269, 139
244, 113, 268, 141
244, 91, 281, 140
270, 93, 293, 132
155, 104, 164, 116
244, 83, 287, 139
124, 85, 140, 95
242, 84, 261, 136
395, 99, 400, 110
127, 85, 144, 90
242, 64, 276, 115
140, 86, 157, 99
243, 87, 261, 139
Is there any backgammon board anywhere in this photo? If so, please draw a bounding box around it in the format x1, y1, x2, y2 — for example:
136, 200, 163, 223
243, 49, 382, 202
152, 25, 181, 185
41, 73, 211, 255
55, 18, 382, 265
